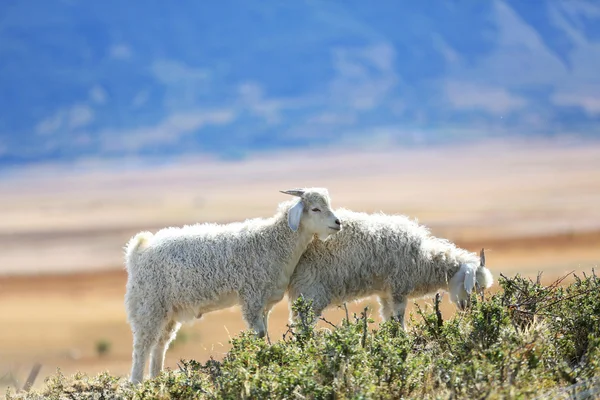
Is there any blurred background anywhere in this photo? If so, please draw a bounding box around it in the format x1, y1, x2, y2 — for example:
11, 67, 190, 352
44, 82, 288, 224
1, 0, 599, 390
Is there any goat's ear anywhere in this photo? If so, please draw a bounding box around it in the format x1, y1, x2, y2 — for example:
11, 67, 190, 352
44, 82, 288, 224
480, 248, 486, 267
287, 200, 304, 232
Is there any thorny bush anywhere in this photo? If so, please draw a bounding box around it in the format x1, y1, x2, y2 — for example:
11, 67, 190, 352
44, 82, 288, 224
6, 271, 600, 399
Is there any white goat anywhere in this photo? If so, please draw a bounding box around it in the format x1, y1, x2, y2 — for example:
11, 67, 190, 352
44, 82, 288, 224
124, 188, 341, 383
287, 209, 493, 328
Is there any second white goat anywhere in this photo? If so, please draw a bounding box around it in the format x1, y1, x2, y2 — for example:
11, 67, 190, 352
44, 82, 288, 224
287, 208, 493, 328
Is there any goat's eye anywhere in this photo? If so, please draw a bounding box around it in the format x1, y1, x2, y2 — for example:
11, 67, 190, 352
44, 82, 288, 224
311, 208, 321, 212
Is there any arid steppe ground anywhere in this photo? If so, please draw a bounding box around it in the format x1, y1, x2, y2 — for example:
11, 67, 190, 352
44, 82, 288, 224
1, 140, 599, 391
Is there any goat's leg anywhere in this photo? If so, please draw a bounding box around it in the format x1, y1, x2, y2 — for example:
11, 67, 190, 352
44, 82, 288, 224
149, 320, 181, 378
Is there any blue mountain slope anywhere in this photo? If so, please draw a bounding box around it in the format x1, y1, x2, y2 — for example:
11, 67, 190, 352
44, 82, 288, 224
0, 0, 599, 165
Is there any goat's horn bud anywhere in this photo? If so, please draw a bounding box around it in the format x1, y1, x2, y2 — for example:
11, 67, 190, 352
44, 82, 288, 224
280, 189, 305, 197
480, 248, 486, 267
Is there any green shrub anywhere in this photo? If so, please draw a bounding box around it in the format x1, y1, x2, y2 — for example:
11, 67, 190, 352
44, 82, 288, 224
7, 271, 600, 400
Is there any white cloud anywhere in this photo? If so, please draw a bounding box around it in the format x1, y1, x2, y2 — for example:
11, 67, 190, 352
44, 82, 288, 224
434, 0, 600, 125
545, 3, 600, 117
35, 113, 63, 135
444, 81, 527, 115
444, 1, 600, 92
359, 43, 395, 72
238, 82, 263, 101
151, 59, 210, 110
100, 109, 236, 152
520, 112, 546, 129
329, 42, 399, 111
132, 90, 150, 108
306, 112, 356, 125
552, 92, 600, 116
432, 34, 460, 64
67, 105, 94, 129
109, 44, 132, 60
227, 43, 399, 133
89, 85, 107, 105
235, 81, 311, 125
35, 104, 94, 135
334, 125, 432, 149
73, 133, 93, 147
557, 1, 600, 24
549, 2, 600, 76
151, 59, 208, 84
228, 43, 401, 139
443, 1, 566, 88
390, 100, 406, 116
237, 82, 280, 124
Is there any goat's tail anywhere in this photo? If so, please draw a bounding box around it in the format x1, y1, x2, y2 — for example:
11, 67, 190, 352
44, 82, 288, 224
124, 231, 153, 272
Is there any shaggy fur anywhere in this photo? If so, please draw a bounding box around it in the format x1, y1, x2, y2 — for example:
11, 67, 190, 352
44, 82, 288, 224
287, 208, 494, 328
124, 188, 341, 383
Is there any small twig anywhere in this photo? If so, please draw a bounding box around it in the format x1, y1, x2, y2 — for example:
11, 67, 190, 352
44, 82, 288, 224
266, 330, 272, 345
546, 271, 574, 291
282, 325, 294, 341
319, 316, 337, 329
434, 292, 444, 330
361, 307, 368, 348
501, 271, 575, 312
508, 310, 521, 335
537, 287, 596, 312
505, 307, 562, 320
21, 363, 41, 393
343, 303, 349, 325
500, 273, 532, 298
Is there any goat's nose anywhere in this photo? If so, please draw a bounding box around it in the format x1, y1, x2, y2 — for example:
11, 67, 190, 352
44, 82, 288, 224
335, 219, 341, 226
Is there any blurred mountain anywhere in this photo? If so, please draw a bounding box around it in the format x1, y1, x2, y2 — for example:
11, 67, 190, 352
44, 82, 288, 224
1, 0, 599, 166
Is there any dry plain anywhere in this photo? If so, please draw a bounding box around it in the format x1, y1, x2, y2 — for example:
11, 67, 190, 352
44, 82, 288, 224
1, 140, 599, 391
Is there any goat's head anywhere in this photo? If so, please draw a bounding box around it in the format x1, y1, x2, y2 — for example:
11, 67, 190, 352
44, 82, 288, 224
449, 248, 493, 311
280, 187, 341, 240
